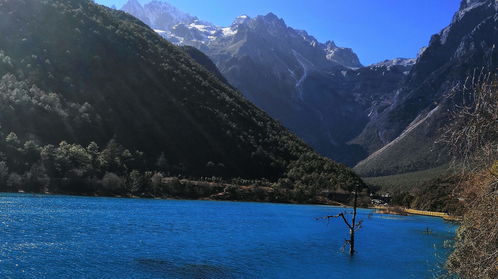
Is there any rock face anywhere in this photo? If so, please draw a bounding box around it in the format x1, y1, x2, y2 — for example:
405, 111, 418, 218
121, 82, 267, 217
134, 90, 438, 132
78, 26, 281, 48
353, 0, 498, 176
324, 41, 362, 69
202, 13, 370, 165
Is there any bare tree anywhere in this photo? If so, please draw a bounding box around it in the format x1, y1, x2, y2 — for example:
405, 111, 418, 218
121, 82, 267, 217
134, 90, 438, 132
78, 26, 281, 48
317, 183, 363, 256
439, 70, 498, 173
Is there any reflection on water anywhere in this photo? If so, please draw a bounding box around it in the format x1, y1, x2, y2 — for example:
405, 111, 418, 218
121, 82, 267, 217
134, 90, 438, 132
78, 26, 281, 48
0, 193, 457, 279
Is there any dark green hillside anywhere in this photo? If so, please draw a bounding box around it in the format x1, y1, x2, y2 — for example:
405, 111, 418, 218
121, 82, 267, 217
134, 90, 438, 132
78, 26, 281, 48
180, 46, 230, 86
0, 0, 361, 196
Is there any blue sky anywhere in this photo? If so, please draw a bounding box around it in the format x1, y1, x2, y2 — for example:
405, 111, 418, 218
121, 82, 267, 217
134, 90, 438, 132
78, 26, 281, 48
95, 0, 461, 65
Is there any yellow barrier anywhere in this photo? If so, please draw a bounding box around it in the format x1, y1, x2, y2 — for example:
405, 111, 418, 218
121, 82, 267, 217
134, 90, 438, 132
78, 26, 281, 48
373, 206, 462, 221
404, 209, 461, 221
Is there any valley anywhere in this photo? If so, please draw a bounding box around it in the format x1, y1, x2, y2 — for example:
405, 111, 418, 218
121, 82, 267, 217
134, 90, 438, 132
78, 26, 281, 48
120, 0, 497, 177
0, 0, 496, 278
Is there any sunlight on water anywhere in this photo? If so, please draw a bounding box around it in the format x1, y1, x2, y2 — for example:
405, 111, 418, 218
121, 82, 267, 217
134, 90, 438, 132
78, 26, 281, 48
0, 193, 456, 279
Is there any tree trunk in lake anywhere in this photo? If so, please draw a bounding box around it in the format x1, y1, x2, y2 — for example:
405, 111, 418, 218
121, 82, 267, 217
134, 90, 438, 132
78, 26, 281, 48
317, 183, 362, 256
349, 184, 358, 256
349, 229, 355, 255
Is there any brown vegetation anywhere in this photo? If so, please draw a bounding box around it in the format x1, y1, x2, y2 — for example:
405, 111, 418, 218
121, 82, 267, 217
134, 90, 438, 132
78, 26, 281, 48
441, 72, 497, 279
440, 71, 498, 171
447, 164, 497, 279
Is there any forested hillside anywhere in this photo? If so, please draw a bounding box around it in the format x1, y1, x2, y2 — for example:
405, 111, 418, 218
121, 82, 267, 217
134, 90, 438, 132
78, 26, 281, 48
0, 0, 362, 198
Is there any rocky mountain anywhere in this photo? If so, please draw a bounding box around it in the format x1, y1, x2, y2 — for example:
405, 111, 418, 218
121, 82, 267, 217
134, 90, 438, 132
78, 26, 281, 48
371, 58, 416, 70
135, 7, 363, 70
121, 0, 196, 31
353, 0, 498, 176
324, 40, 363, 68
0, 0, 362, 192
202, 13, 372, 165
119, 0, 497, 176
339, 58, 416, 118
120, 1, 376, 166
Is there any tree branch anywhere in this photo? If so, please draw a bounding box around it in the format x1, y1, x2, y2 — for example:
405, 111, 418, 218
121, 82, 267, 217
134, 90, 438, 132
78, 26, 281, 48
339, 213, 353, 230
315, 214, 341, 220
316, 212, 352, 229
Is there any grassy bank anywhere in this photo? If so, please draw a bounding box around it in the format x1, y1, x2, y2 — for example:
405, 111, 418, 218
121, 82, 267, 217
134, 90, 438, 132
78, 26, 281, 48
361, 165, 465, 215
4, 176, 360, 207
363, 165, 451, 192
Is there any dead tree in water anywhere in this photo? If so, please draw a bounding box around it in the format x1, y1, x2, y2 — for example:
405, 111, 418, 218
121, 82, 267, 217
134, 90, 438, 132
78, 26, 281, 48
317, 183, 363, 255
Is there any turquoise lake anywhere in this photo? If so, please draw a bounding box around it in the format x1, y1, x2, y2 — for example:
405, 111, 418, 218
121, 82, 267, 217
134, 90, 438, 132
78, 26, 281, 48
0, 194, 457, 279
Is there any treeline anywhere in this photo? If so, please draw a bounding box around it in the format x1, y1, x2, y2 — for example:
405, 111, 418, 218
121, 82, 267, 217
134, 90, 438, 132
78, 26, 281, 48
0, 131, 230, 197
0, 132, 150, 195
0, 131, 365, 205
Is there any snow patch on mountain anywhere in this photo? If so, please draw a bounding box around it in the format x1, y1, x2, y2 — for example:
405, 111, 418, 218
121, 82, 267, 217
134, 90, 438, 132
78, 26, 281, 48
154, 29, 167, 35
232, 15, 251, 26
222, 27, 237, 37
372, 58, 416, 67
292, 50, 314, 101
122, 1, 362, 69
456, 0, 491, 20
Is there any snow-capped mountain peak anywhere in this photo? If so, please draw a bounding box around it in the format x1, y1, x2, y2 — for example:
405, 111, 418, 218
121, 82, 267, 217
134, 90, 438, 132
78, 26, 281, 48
121, 0, 196, 31
122, 1, 362, 68
122, 0, 142, 10
232, 14, 251, 26
143, 0, 196, 29
122, 0, 149, 25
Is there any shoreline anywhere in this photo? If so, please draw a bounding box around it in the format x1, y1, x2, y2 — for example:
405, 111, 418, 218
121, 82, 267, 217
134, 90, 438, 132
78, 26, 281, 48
372, 206, 462, 222
3, 191, 462, 222
1, 190, 348, 207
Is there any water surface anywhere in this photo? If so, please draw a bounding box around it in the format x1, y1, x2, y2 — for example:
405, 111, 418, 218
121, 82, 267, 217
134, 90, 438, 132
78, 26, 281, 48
0, 194, 456, 278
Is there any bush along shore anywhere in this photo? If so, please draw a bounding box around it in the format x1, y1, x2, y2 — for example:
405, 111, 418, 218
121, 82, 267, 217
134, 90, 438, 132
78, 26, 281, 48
0, 132, 368, 207
5, 176, 366, 207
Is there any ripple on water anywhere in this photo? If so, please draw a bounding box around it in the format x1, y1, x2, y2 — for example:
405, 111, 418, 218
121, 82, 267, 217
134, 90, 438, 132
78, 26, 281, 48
0, 194, 457, 279
135, 258, 238, 279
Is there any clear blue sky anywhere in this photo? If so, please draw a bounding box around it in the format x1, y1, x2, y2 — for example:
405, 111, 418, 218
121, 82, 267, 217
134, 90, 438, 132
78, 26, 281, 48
96, 0, 461, 65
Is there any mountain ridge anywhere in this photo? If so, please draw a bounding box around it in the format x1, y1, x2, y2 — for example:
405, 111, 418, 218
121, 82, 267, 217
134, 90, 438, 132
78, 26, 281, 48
353, 0, 498, 176
119, 1, 363, 68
